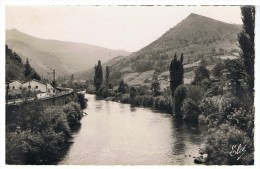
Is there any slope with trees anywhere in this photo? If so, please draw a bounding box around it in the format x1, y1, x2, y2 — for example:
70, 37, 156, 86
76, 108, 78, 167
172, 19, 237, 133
78, 13, 242, 88
6, 45, 41, 82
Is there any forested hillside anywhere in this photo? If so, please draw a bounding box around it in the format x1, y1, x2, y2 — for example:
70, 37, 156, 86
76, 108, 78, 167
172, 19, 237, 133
6, 29, 131, 77
6, 45, 40, 82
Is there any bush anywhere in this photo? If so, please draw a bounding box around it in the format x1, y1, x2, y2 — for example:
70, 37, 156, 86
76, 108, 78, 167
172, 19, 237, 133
212, 62, 225, 78
186, 85, 205, 104
182, 98, 200, 122
205, 124, 254, 165
153, 96, 172, 112
62, 102, 83, 129
142, 95, 154, 107
226, 106, 254, 138
6, 128, 67, 164
42, 106, 71, 139
134, 95, 143, 106
5, 100, 76, 164
199, 94, 241, 127
86, 85, 95, 94
174, 85, 187, 118
130, 87, 137, 104
75, 93, 86, 109
199, 96, 220, 121
192, 65, 210, 85
120, 94, 130, 103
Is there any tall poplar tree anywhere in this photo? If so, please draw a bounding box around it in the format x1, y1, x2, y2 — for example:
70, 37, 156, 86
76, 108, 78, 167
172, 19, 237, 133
238, 6, 255, 96
105, 66, 110, 88
169, 53, 184, 97
94, 60, 103, 92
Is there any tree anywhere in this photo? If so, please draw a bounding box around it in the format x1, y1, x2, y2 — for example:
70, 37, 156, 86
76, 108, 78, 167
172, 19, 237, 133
94, 60, 103, 92
192, 64, 210, 84
130, 87, 137, 104
169, 53, 184, 97
31, 72, 41, 81
105, 66, 110, 88
238, 6, 255, 97
224, 59, 245, 96
70, 74, 74, 88
212, 62, 225, 78
151, 78, 160, 96
118, 80, 126, 94
24, 58, 32, 78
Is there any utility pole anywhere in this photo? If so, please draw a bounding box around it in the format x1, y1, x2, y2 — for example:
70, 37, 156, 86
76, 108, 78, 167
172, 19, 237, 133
6, 82, 10, 104
52, 69, 56, 87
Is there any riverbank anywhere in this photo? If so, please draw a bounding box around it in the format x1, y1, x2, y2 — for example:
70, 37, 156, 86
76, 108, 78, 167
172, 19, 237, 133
86, 86, 172, 113
6, 93, 86, 165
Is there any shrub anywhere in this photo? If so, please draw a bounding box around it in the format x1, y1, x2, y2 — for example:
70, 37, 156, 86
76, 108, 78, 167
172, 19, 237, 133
75, 93, 86, 109
134, 95, 143, 106
42, 106, 71, 139
212, 62, 225, 78
130, 87, 137, 104
153, 96, 172, 112
153, 97, 161, 109
226, 106, 254, 138
142, 95, 154, 107
6, 128, 67, 165
62, 102, 83, 129
186, 85, 205, 104
205, 124, 254, 165
199, 96, 220, 119
182, 98, 200, 122
174, 85, 187, 118
120, 94, 130, 103
192, 65, 210, 85
86, 85, 95, 94
6, 101, 74, 164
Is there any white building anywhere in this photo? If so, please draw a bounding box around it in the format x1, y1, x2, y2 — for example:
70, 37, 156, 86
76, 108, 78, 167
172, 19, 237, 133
8, 80, 22, 90
21, 79, 54, 93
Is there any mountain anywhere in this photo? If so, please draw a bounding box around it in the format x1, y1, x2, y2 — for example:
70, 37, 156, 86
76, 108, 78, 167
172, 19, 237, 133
74, 13, 242, 86
6, 29, 131, 78
6, 45, 41, 82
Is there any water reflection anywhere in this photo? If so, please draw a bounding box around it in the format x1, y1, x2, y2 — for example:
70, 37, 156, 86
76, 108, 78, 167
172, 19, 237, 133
59, 94, 206, 165
172, 119, 186, 155
130, 104, 137, 112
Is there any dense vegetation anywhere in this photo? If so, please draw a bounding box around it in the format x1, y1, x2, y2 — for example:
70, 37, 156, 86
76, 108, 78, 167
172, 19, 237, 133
202, 6, 255, 165
6, 93, 86, 164
6, 45, 41, 82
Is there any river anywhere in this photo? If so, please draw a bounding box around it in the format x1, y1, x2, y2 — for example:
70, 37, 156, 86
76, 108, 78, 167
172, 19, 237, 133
59, 94, 207, 165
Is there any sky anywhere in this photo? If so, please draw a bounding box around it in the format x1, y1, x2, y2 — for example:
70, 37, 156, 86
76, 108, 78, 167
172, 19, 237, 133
6, 6, 242, 52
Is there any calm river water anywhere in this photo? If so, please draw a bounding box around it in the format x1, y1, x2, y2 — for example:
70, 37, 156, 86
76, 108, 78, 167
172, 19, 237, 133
59, 94, 207, 165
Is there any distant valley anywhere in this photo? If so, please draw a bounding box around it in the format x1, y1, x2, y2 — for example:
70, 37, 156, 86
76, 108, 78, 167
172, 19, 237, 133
6, 29, 131, 78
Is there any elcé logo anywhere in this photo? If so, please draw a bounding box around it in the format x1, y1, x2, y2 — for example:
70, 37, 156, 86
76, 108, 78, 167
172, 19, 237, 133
229, 144, 247, 161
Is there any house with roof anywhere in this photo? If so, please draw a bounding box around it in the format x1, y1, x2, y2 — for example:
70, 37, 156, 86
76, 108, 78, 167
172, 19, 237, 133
8, 80, 23, 90
21, 79, 54, 93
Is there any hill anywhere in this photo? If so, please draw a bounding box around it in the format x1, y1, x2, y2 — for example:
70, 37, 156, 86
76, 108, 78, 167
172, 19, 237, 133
6, 29, 131, 78
75, 13, 242, 87
6, 45, 40, 82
